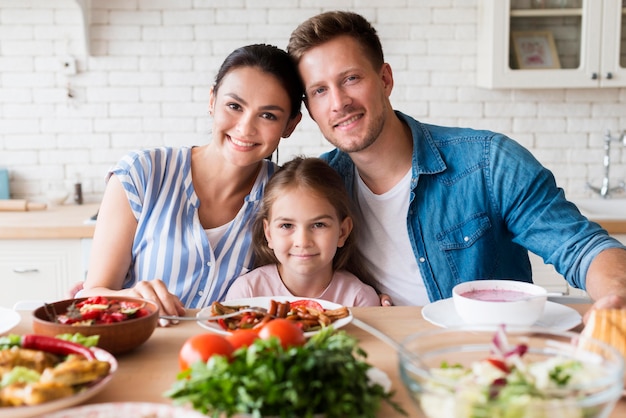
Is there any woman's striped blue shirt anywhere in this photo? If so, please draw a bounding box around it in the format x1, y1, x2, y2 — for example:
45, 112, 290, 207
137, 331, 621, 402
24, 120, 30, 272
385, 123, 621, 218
110, 147, 276, 308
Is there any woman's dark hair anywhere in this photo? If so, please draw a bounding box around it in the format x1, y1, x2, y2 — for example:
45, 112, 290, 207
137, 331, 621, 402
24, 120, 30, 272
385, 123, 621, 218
213, 44, 304, 119
287, 11, 384, 72
252, 156, 377, 288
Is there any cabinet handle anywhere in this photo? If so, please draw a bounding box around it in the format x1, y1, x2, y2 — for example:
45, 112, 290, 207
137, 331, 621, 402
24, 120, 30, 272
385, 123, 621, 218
606, 72, 613, 79
12, 268, 40, 273
591, 72, 598, 80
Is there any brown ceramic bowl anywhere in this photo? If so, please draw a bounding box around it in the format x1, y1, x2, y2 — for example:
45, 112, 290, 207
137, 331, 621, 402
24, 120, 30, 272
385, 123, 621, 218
32, 296, 159, 355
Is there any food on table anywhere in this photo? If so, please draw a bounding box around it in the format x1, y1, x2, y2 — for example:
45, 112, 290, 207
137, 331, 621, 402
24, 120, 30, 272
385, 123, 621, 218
33, 298, 159, 356
52, 296, 151, 326
257, 318, 305, 349
20, 334, 96, 361
582, 308, 626, 358
178, 334, 235, 371
209, 299, 350, 332
179, 321, 308, 371
459, 289, 532, 302
452, 280, 547, 326
224, 328, 259, 349
0, 334, 111, 407
166, 328, 405, 418
416, 327, 611, 418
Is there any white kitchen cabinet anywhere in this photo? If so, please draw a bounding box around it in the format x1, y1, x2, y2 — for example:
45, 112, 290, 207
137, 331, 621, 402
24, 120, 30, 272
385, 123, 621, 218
530, 233, 626, 298
0, 240, 84, 308
477, 0, 626, 89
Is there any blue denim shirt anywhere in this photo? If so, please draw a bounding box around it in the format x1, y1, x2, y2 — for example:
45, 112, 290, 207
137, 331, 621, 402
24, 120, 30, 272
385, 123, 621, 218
321, 111, 625, 302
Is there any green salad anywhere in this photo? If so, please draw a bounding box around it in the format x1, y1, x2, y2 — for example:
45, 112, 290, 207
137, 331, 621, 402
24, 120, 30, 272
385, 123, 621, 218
416, 329, 613, 418
165, 328, 405, 418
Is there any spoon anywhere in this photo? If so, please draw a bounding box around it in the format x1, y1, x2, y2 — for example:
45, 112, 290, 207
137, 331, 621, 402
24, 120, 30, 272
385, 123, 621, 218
159, 307, 269, 322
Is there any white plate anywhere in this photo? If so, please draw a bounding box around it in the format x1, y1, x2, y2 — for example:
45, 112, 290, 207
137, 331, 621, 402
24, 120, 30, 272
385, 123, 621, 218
197, 296, 353, 337
39, 402, 207, 418
0, 306, 20, 335
0, 347, 118, 418
421, 298, 582, 331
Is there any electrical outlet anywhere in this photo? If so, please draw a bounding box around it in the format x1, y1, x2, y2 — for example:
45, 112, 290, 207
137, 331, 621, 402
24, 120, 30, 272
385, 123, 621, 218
61, 56, 77, 75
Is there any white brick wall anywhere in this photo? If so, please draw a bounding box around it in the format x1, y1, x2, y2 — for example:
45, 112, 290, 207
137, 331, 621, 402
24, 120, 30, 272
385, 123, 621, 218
0, 0, 625, 203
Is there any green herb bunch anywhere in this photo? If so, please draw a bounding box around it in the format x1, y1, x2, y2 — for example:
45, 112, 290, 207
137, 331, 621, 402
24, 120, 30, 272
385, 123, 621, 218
165, 328, 405, 418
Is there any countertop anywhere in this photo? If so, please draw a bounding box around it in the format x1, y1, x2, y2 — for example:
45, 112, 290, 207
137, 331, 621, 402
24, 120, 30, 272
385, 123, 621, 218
594, 219, 626, 234
0, 203, 99, 239
0, 202, 624, 240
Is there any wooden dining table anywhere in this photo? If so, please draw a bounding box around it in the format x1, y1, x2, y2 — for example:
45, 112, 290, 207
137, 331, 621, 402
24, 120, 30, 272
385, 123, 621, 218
11, 304, 626, 417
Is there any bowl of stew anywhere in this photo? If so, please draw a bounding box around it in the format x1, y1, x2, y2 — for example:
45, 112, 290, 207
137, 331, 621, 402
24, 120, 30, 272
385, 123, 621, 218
32, 296, 159, 354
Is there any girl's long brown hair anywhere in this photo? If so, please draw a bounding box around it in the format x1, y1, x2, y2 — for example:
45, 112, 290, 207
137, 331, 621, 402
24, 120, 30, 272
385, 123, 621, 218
252, 156, 377, 289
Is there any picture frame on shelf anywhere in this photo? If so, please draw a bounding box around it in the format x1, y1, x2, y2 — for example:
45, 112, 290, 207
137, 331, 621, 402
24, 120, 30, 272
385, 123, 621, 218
511, 31, 561, 69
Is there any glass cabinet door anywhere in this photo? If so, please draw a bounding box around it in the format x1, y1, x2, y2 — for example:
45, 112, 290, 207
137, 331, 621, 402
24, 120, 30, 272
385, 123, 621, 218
509, 0, 584, 71
600, 0, 626, 86
477, 0, 626, 88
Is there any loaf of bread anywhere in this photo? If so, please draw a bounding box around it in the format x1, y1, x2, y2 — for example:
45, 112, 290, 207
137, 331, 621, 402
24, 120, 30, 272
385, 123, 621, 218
581, 309, 626, 358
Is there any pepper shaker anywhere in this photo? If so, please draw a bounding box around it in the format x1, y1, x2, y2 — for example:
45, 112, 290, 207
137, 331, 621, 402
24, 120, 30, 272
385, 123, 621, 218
74, 182, 83, 205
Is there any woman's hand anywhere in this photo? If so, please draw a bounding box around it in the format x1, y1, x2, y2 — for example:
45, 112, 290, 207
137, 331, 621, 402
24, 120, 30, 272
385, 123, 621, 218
81, 279, 186, 326
125, 280, 186, 323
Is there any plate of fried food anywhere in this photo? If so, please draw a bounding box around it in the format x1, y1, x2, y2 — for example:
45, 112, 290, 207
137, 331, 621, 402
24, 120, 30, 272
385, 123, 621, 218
197, 296, 353, 337
0, 335, 117, 418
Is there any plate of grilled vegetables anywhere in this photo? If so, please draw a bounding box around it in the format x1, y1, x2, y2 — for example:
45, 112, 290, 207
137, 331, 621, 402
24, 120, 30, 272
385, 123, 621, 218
198, 296, 353, 337
0, 334, 117, 418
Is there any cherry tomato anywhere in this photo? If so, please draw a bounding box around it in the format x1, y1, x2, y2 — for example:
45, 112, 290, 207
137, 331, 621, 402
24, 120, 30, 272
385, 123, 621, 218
290, 299, 324, 311
178, 333, 234, 371
134, 308, 150, 318
226, 328, 259, 350
258, 318, 305, 349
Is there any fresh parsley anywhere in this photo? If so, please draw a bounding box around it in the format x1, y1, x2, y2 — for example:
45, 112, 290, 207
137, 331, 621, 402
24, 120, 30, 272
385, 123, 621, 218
165, 328, 406, 418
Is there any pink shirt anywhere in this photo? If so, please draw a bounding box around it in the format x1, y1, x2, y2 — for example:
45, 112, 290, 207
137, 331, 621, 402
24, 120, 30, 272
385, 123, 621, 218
225, 265, 381, 307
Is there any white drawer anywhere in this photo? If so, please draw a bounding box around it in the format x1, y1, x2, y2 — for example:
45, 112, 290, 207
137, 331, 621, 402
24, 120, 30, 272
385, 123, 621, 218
0, 240, 82, 308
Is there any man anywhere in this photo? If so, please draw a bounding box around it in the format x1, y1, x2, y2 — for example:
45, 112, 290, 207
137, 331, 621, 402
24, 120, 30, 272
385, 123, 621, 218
287, 11, 626, 315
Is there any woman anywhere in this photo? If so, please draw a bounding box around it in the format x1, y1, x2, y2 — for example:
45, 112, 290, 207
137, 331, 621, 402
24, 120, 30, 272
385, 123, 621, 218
79, 44, 304, 319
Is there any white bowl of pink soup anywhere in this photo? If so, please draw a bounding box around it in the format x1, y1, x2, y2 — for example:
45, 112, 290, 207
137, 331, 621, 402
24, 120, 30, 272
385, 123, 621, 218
452, 280, 547, 326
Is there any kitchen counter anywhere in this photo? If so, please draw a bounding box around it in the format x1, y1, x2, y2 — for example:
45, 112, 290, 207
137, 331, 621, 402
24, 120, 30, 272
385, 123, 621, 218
0, 201, 624, 239
595, 220, 626, 234
0, 203, 99, 239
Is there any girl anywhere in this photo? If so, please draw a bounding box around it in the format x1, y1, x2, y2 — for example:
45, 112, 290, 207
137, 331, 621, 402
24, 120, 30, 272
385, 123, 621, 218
226, 157, 380, 307
79, 44, 304, 318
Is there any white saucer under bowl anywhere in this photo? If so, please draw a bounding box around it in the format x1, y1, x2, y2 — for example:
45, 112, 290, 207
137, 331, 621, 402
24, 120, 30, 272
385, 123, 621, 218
422, 298, 582, 331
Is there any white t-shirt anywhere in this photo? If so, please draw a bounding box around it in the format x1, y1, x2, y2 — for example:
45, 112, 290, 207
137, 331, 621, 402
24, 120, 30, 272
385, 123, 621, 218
355, 168, 430, 306
205, 219, 232, 249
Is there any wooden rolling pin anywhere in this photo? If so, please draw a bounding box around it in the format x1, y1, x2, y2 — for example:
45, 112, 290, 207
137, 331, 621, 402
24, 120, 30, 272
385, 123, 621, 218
0, 199, 47, 211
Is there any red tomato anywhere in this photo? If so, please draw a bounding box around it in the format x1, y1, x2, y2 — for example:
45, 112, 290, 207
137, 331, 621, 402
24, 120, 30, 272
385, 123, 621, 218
258, 318, 305, 349
290, 299, 324, 311
134, 308, 150, 318
178, 333, 234, 371
225, 328, 259, 349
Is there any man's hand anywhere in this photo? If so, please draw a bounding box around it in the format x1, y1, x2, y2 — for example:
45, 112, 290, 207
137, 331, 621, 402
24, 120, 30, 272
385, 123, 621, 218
584, 294, 626, 323
583, 247, 626, 323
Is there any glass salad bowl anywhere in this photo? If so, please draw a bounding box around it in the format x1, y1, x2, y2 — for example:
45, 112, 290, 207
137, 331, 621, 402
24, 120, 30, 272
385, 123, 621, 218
398, 326, 624, 418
